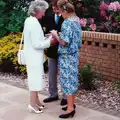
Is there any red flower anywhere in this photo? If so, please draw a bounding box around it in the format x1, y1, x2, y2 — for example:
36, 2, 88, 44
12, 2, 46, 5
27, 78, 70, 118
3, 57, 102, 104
100, 1, 108, 11
100, 10, 106, 17
90, 24, 97, 31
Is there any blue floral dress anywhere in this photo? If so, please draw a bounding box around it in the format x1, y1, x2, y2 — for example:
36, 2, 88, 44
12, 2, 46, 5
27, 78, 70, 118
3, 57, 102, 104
58, 16, 82, 95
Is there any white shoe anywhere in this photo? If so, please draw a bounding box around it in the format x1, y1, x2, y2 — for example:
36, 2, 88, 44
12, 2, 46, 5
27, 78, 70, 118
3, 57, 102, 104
36, 104, 46, 109
28, 104, 43, 114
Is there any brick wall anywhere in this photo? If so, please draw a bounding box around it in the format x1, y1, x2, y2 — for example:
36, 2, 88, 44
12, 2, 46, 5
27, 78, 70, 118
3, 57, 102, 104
80, 31, 120, 81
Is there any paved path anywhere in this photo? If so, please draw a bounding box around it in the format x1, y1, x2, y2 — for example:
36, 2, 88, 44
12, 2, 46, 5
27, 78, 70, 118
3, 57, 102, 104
0, 82, 119, 120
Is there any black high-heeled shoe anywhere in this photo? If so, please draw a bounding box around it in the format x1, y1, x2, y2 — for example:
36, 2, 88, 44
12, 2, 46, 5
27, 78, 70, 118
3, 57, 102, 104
62, 104, 76, 111
59, 110, 75, 119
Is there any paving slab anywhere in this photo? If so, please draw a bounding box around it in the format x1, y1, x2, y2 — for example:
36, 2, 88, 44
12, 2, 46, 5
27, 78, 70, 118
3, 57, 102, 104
0, 83, 119, 120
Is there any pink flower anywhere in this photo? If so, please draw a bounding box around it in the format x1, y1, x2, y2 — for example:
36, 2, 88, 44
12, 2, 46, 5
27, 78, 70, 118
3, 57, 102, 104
89, 18, 95, 24
76, 17, 81, 25
108, 2, 117, 11
100, 1, 108, 11
90, 24, 97, 31
112, 22, 118, 27
114, 1, 120, 10
79, 18, 87, 27
100, 10, 106, 17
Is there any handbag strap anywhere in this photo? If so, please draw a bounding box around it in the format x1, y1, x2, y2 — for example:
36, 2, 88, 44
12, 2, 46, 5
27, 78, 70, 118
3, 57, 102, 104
19, 33, 24, 50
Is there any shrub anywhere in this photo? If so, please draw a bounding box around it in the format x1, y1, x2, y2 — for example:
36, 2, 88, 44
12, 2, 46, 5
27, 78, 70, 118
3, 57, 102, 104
71, 0, 101, 18
0, 33, 26, 75
0, 0, 33, 38
68, 0, 120, 33
0, 0, 52, 38
79, 64, 96, 90
99, 1, 120, 33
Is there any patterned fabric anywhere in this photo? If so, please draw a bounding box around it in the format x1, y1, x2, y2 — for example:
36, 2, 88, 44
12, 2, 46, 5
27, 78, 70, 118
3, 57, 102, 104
58, 17, 82, 95
59, 53, 79, 95
58, 17, 82, 54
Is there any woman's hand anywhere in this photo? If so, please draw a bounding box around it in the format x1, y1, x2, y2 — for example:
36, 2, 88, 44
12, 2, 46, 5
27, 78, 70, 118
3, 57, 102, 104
50, 30, 67, 46
50, 37, 58, 46
50, 30, 59, 40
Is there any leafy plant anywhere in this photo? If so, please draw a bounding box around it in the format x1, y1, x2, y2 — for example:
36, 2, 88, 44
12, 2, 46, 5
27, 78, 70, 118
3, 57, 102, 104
0, 0, 52, 38
0, 33, 26, 75
70, 0, 101, 18
79, 64, 96, 90
0, 0, 33, 38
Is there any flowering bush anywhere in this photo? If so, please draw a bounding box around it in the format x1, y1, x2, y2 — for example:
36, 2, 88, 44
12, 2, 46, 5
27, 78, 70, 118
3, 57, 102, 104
0, 33, 26, 74
78, 18, 97, 31
73, 0, 120, 33
99, 1, 120, 33
108, 1, 120, 11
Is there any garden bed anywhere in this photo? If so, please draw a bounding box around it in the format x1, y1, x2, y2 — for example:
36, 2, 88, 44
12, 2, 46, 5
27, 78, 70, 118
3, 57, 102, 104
77, 79, 120, 112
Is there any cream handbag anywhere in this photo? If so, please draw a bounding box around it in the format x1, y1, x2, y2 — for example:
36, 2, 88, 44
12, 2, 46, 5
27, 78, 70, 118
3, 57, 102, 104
17, 33, 26, 65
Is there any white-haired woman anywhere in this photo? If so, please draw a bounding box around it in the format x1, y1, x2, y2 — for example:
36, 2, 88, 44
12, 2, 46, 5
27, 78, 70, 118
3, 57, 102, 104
23, 0, 56, 113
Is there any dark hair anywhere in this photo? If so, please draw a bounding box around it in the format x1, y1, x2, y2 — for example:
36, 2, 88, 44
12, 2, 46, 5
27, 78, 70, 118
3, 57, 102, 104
51, 0, 58, 7
57, 0, 75, 13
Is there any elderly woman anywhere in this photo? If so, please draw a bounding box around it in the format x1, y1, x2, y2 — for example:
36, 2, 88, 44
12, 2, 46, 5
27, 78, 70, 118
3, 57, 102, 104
51, 0, 82, 118
23, 0, 56, 114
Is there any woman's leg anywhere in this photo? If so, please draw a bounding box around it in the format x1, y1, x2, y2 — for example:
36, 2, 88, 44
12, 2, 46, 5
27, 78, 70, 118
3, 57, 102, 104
66, 95, 74, 113
30, 91, 38, 109
36, 92, 42, 106
72, 95, 75, 106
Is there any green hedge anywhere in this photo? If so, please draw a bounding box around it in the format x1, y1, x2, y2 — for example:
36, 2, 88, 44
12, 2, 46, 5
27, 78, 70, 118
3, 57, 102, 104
0, 33, 26, 74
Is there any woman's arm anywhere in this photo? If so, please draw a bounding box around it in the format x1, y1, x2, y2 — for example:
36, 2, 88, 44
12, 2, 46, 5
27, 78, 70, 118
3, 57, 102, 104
30, 22, 51, 49
51, 20, 72, 47
58, 39, 67, 46
50, 30, 67, 46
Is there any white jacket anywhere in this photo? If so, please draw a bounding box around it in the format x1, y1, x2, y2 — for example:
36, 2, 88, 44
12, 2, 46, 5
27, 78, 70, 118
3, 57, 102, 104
23, 16, 50, 66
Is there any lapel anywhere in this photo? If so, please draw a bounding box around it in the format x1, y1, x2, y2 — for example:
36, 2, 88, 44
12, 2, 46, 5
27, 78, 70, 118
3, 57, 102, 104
51, 13, 56, 25
57, 16, 64, 26
48, 13, 64, 32
53, 14, 64, 25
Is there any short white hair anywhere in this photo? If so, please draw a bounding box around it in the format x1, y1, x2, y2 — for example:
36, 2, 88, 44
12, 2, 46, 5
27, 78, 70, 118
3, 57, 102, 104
28, 0, 49, 15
